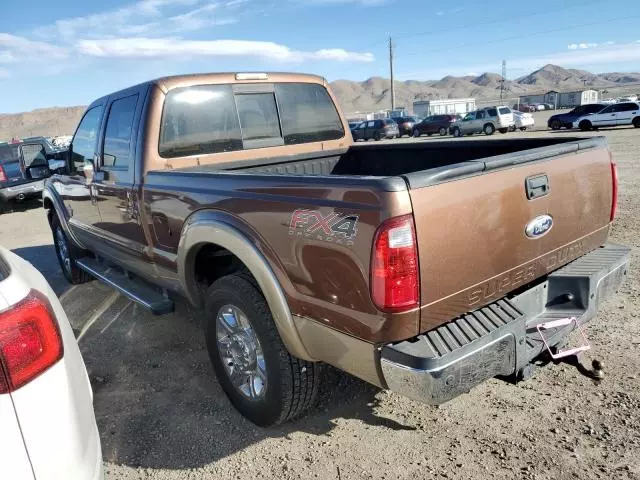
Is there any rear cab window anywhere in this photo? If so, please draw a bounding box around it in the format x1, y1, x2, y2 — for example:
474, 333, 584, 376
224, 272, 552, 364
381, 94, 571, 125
0, 144, 20, 165
159, 82, 344, 158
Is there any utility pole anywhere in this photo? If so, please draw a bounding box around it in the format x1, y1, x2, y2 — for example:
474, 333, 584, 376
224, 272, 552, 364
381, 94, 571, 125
389, 36, 395, 111
500, 60, 506, 100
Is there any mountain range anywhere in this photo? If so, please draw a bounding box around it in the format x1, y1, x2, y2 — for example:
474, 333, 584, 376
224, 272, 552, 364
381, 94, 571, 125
2, 64, 640, 139
332, 64, 640, 114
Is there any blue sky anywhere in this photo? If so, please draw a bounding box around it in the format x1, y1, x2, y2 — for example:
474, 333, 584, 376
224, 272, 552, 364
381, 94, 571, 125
1, 0, 640, 112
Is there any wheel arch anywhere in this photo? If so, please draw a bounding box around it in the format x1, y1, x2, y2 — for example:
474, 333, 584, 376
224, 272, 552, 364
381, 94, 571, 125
177, 209, 314, 361
42, 185, 84, 249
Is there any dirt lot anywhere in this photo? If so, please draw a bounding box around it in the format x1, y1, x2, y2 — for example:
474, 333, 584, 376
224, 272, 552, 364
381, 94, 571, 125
1, 116, 639, 480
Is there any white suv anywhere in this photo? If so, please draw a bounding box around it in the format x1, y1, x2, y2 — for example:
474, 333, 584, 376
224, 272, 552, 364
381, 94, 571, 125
451, 106, 515, 137
574, 102, 640, 131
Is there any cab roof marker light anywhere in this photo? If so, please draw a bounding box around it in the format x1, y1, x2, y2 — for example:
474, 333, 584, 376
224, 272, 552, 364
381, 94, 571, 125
235, 73, 269, 81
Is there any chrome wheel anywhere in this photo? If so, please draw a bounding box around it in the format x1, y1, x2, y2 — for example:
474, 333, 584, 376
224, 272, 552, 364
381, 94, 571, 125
216, 304, 267, 401
55, 227, 71, 275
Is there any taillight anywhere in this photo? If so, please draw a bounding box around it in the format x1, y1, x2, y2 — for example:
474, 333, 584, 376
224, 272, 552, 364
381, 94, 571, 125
0, 165, 6, 182
371, 214, 419, 312
610, 153, 618, 221
0, 291, 63, 394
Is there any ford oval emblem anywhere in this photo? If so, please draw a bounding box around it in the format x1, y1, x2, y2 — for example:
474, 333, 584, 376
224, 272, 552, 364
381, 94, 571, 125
525, 214, 553, 238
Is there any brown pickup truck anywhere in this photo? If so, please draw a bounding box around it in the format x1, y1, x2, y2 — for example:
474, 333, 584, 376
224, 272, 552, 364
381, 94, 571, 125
44, 72, 629, 426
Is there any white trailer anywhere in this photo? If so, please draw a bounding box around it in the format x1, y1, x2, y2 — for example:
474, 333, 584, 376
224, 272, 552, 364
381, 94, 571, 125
413, 98, 475, 117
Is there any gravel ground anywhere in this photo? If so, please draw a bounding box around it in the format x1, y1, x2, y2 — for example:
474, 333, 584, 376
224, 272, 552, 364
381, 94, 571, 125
1, 112, 638, 480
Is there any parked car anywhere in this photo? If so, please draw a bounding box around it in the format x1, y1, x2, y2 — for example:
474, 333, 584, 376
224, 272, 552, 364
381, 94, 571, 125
548, 104, 605, 130
394, 116, 419, 137
451, 106, 514, 137
351, 118, 399, 141
348, 122, 362, 131
573, 102, 640, 131
512, 111, 535, 131
0, 139, 67, 212
45, 71, 627, 427
412, 114, 457, 137
514, 103, 536, 113
0, 246, 103, 479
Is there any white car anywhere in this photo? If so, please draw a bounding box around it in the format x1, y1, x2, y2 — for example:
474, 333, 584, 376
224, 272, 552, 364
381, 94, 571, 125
513, 111, 535, 131
574, 102, 640, 131
0, 246, 103, 480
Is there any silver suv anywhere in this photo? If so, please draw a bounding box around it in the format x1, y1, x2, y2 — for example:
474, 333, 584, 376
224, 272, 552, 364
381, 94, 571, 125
451, 106, 515, 137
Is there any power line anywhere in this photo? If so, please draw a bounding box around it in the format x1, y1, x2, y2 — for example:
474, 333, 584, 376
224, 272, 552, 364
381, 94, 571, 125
391, 0, 611, 42
395, 13, 640, 60
389, 37, 395, 110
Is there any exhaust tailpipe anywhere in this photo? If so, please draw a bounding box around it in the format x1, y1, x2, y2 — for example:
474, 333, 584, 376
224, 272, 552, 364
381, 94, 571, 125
17, 193, 26, 201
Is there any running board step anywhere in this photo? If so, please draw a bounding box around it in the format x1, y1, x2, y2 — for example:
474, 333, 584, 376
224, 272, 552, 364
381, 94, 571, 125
76, 258, 174, 315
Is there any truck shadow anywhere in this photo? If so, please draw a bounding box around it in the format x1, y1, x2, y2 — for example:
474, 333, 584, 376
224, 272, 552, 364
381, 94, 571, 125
11, 244, 72, 297
78, 298, 415, 470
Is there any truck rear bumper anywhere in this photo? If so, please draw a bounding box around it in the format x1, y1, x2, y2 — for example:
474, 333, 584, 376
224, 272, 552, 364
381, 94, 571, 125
380, 243, 630, 405
0, 179, 45, 201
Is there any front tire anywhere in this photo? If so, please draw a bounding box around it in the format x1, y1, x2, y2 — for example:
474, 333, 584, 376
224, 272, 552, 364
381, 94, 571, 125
550, 120, 561, 130
50, 213, 92, 284
579, 120, 592, 131
520, 127, 527, 131
204, 273, 321, 427
438, 127, 447, 136
498, 128, 508, 134
633, 117, 640, 128
452, 127, 461, 137
374, 132, 382, 141
413, 129, 420, 137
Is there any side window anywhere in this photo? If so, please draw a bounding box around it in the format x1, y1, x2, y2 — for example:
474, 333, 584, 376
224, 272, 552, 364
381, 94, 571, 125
160, 85, 242, 158
102, 94, 138, 169
358, 123, 366, 129
367, 121, 375, 128
235, 93, 282, 146
275, 83, 344, 145
71, 106, 104, 171
622, 103, 638, 111
599, 105, 614, 114
486, 108, 498, 117
476, 110, 486, 120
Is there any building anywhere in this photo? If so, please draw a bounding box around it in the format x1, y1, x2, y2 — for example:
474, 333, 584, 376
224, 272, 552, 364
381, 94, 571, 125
519, 90, 599, 108
413, 98, 476, 117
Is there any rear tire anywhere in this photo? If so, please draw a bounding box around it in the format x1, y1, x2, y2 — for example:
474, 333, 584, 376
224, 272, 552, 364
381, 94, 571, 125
520, 127, 527, 131
204, 273, 321, 427
413, 129, 420, 137
498, 128, 508, 134
374, 132, 382, 141
439, 127, 447, 136
483, 123, 495, 136
50, 213, 92, 284
579, 120, 592, 131
550, 120, 561, 130
633, 117, 640, 128
452, 127, 461, 137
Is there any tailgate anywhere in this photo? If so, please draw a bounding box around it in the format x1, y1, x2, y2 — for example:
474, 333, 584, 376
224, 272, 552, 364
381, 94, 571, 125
408, 141, 614, 331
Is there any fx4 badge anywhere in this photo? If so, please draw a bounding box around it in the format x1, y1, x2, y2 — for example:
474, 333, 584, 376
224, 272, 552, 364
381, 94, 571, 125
289, 209, 359, 245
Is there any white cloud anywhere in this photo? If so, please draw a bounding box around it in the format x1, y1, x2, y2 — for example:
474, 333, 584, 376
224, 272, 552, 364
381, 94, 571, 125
76, 37, 374, 63
44, 0, 236, 40
568, 42, 599, 50
0, 33, 68, 65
